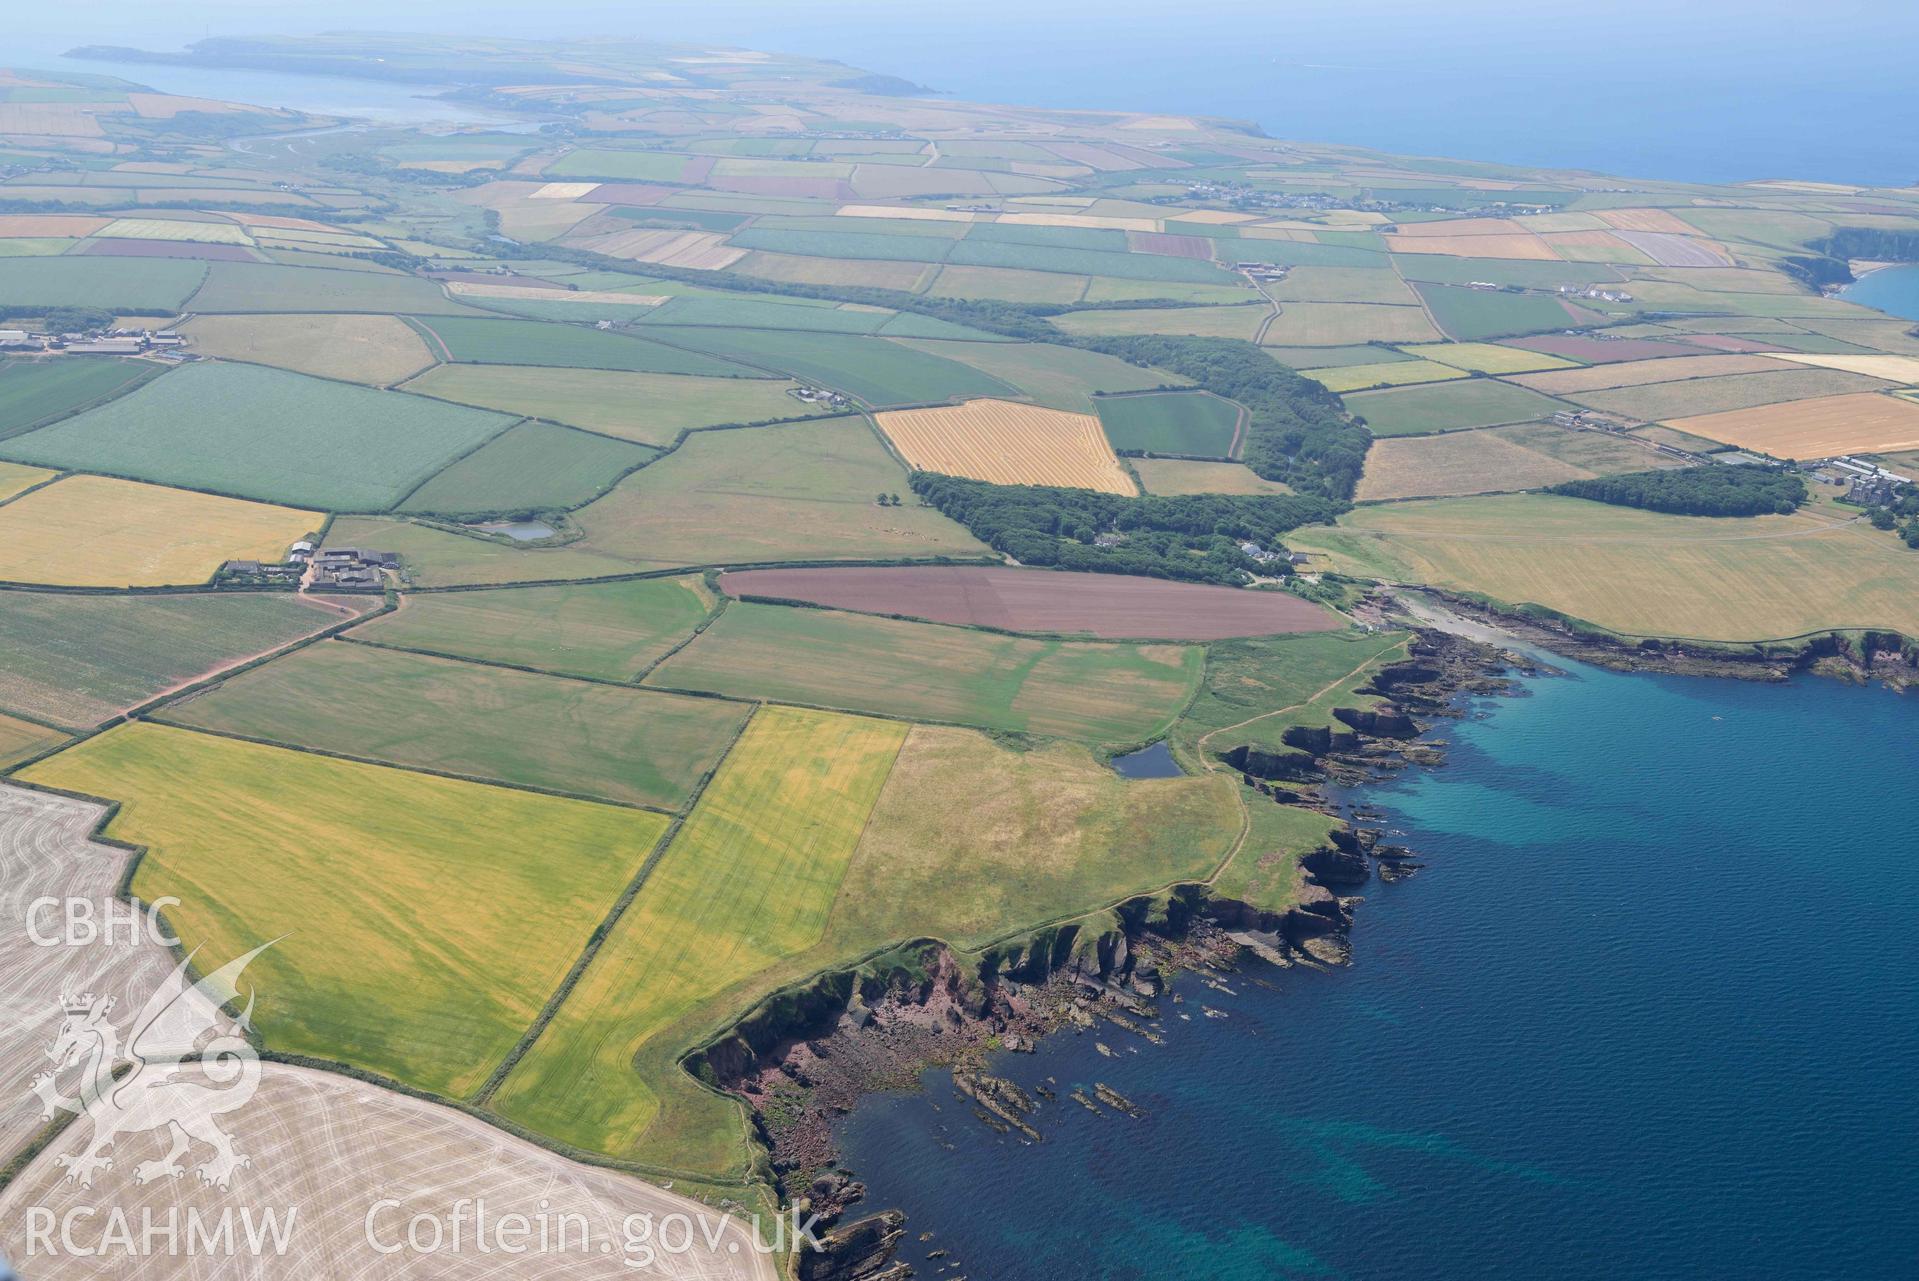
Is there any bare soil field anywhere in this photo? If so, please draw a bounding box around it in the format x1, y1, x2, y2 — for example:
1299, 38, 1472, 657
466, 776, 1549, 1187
0, 1061, 774, 1280
721, 565, 1337, 638
875, 398, 1135, 494
1666, 392, 1919, 458
1383, 232, 1560, 260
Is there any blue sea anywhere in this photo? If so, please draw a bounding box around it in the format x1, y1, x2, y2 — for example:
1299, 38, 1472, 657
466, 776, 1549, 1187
1843, 266, 1919, 322
838, 658, 1919, 1279
14, 1, 1919, 184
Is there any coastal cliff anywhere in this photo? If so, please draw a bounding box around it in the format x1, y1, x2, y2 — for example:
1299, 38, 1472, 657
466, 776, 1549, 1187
692, 628, 1518, 1278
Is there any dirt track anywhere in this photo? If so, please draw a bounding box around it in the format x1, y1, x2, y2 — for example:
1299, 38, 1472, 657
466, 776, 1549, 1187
722, 565, 1341, 639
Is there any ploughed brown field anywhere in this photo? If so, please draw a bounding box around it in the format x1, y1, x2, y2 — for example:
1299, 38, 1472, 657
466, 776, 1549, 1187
719, 565, 1341, 639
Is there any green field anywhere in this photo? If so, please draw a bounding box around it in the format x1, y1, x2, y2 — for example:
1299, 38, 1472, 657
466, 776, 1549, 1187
892, 339, 1183, 412
641, 326, 1017, 406
493, 706, 906, 1163
545, 150, 698, 181
322, 515, 636, 587
1095, 390, 1242, 457
1052, 305, 1268, 342
409, 315, 755, 376
569, 417, 987, 568
187, 262, 483, 314
723, 226, 952, 264
399, 364, 821, 444
1394, 256, 1620, 290
1415, 284, 1586, 341
348, 575, 716, 679
159, 640, 746, 809
0, 362, 514, 510
0, 711, 64, 769
0, 358, 162, 441
398, 419, 654, 514
1346, 378, 1566, 436
1169, 628, 1412, 763
0, 591, 353, 728
0, 256, 206, 311
638, 293, 888, 333
1289, 494, 1919, 640
1264, 344, 1419, 369
21, 723, 666, 1098
841, 725, 1241, 947
648, 601, 1202, 742
946, 236, 1236, 283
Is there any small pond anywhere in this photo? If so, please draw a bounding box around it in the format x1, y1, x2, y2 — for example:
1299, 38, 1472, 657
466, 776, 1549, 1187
1108, 740, 1183, 778
470, 520, 556, 542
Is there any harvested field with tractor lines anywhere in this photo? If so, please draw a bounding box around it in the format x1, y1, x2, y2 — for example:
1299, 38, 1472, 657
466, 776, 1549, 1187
720, 565, 1338, 639
875, 398, 1135, 494
1664, 392, 1919, 458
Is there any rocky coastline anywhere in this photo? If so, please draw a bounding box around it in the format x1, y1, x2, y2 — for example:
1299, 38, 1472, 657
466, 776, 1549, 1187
697, 624, 1526, 1281
1405, 589, 1918, 690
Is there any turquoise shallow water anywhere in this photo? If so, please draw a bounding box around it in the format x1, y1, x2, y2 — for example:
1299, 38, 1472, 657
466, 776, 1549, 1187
838, 659, 1919, 1278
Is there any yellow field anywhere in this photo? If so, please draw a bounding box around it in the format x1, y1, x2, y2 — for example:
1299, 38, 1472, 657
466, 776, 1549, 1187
0, 476, 319, 587
1513, 353, 1791, 394
1764, 351, 1919, 384
1312, 359, 1468, 392
876, 397, 1135, 494
1667, 392, 1919, 458
1290, 493, 1919, 640
0, 461, 55, 503
1357, 428, 1593, 501
21, 723, 664, 1098
1398, 342, 1577, 375
494, 707, 907, 1161
0, 105, 104, 137
181, 313, 437, 385
566, 227, 746, 270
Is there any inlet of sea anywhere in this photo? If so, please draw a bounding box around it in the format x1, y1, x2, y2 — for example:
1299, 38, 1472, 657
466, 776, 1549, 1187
1842, 266, 1919, 323
836, 654, 1919, 1279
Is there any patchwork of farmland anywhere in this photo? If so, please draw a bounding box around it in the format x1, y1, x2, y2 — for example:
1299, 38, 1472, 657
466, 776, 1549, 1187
399, 364, 829, 443
0, 590, 363, 727
720, 565, 1338, 638
569, 416, 988, 567
494, 706, 906, 1163
1346, 378, 1566, 437
876, 398, 1135, 494
347, 575, 716, 680
0, 357, 161, 439
648, 601, 1202, 742
0, 362, 514, 510
158, 640, 746, 809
